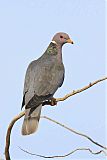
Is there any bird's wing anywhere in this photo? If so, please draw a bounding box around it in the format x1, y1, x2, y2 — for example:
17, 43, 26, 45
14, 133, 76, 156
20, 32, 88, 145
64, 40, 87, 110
21, 61, 37, 108
22, 59, 64, 109
59, 72, 65, 87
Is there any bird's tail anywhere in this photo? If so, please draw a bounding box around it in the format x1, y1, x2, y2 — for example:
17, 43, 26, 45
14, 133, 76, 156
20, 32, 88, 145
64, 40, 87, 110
22, 104, 42, 135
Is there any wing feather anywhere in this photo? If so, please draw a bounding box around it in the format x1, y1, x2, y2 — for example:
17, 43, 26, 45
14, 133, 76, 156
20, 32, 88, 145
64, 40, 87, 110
22, 57, 64, 108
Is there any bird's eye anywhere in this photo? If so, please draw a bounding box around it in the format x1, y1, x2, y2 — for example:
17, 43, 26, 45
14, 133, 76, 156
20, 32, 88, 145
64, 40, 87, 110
60, 35, 63, 38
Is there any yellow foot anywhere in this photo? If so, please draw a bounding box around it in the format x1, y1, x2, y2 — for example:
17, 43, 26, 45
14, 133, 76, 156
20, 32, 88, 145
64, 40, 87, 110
50, 98, 57, 106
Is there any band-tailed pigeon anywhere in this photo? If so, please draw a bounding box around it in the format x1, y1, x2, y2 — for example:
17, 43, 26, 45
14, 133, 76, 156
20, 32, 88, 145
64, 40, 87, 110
21, 32, 74, 135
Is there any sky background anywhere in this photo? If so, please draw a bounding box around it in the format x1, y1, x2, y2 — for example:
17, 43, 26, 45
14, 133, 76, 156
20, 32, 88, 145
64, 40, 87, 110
0, 0, 106, 160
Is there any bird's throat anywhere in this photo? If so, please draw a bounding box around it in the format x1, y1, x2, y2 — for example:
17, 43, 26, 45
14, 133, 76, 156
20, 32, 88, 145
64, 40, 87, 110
56, 45, 63, 62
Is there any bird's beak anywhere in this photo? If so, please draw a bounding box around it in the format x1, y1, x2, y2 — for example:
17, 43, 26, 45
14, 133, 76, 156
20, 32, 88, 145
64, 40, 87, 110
67, 38, 74, 44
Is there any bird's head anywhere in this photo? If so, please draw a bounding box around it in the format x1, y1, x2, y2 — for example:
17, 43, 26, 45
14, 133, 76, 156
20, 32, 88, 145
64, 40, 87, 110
52, 32, 74, 46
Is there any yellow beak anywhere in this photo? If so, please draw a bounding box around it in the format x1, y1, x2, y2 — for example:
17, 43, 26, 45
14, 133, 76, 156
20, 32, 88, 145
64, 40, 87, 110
67, 38, 74, 44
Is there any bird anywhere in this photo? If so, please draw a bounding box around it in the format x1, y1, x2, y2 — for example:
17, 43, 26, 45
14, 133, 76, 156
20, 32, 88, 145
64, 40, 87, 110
21, 32, 74, 135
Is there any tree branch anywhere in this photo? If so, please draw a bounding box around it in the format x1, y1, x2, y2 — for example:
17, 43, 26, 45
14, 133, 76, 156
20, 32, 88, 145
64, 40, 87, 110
56, 77, 107, 102
41, 116, 107, 150
19, 115, 107, 158
5, 111, 25, 160
19, 146, 107, 158
5, 77, 107, 159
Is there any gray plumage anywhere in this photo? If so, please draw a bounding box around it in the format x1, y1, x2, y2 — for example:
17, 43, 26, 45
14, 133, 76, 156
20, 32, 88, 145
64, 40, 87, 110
21, 32, 73, 135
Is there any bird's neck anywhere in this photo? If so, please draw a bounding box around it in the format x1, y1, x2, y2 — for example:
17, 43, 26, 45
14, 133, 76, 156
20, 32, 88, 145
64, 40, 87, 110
56, 44, 63, 62
43, 42, 63, 63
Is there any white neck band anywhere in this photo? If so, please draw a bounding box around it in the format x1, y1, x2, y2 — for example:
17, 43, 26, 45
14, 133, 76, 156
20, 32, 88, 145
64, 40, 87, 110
51, 41, 57, 45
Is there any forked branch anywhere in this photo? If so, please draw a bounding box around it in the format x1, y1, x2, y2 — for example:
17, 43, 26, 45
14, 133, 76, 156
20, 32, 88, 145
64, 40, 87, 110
5, 77, 107, 160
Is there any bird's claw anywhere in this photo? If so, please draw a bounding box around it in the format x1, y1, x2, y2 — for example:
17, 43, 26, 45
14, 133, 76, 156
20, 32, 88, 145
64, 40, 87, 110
50, 98, 57, 106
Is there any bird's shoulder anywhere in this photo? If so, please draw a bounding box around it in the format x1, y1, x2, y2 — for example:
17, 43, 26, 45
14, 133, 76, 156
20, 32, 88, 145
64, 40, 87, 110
27, 59, 39, 71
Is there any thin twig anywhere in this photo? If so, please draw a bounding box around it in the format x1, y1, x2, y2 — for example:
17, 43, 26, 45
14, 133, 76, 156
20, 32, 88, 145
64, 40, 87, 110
4, 77, 107, 159
41, 116, 107, 150
19, 146, 107, 158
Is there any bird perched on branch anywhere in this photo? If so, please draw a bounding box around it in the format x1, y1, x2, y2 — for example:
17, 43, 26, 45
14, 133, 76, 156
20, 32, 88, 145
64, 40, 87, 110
21, 32, 74, 135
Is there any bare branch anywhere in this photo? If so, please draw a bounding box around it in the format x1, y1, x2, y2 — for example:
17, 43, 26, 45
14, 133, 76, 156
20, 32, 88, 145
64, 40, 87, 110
56, 77, 107, 102
5, 111, 25, 160
4, 77, 107, 159
19, 146, 107, 158
41, 116, 107, 150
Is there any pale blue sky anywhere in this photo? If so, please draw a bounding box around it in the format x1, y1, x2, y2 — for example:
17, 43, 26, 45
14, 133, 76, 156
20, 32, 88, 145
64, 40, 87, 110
0, 0, 106, 159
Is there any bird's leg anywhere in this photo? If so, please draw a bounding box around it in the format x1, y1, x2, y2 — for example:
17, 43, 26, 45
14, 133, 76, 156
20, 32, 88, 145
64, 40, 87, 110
49, 97, 57, 106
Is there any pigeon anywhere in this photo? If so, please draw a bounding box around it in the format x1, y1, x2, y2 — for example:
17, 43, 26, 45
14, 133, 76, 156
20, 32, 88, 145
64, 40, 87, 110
21, 32, 74, 135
